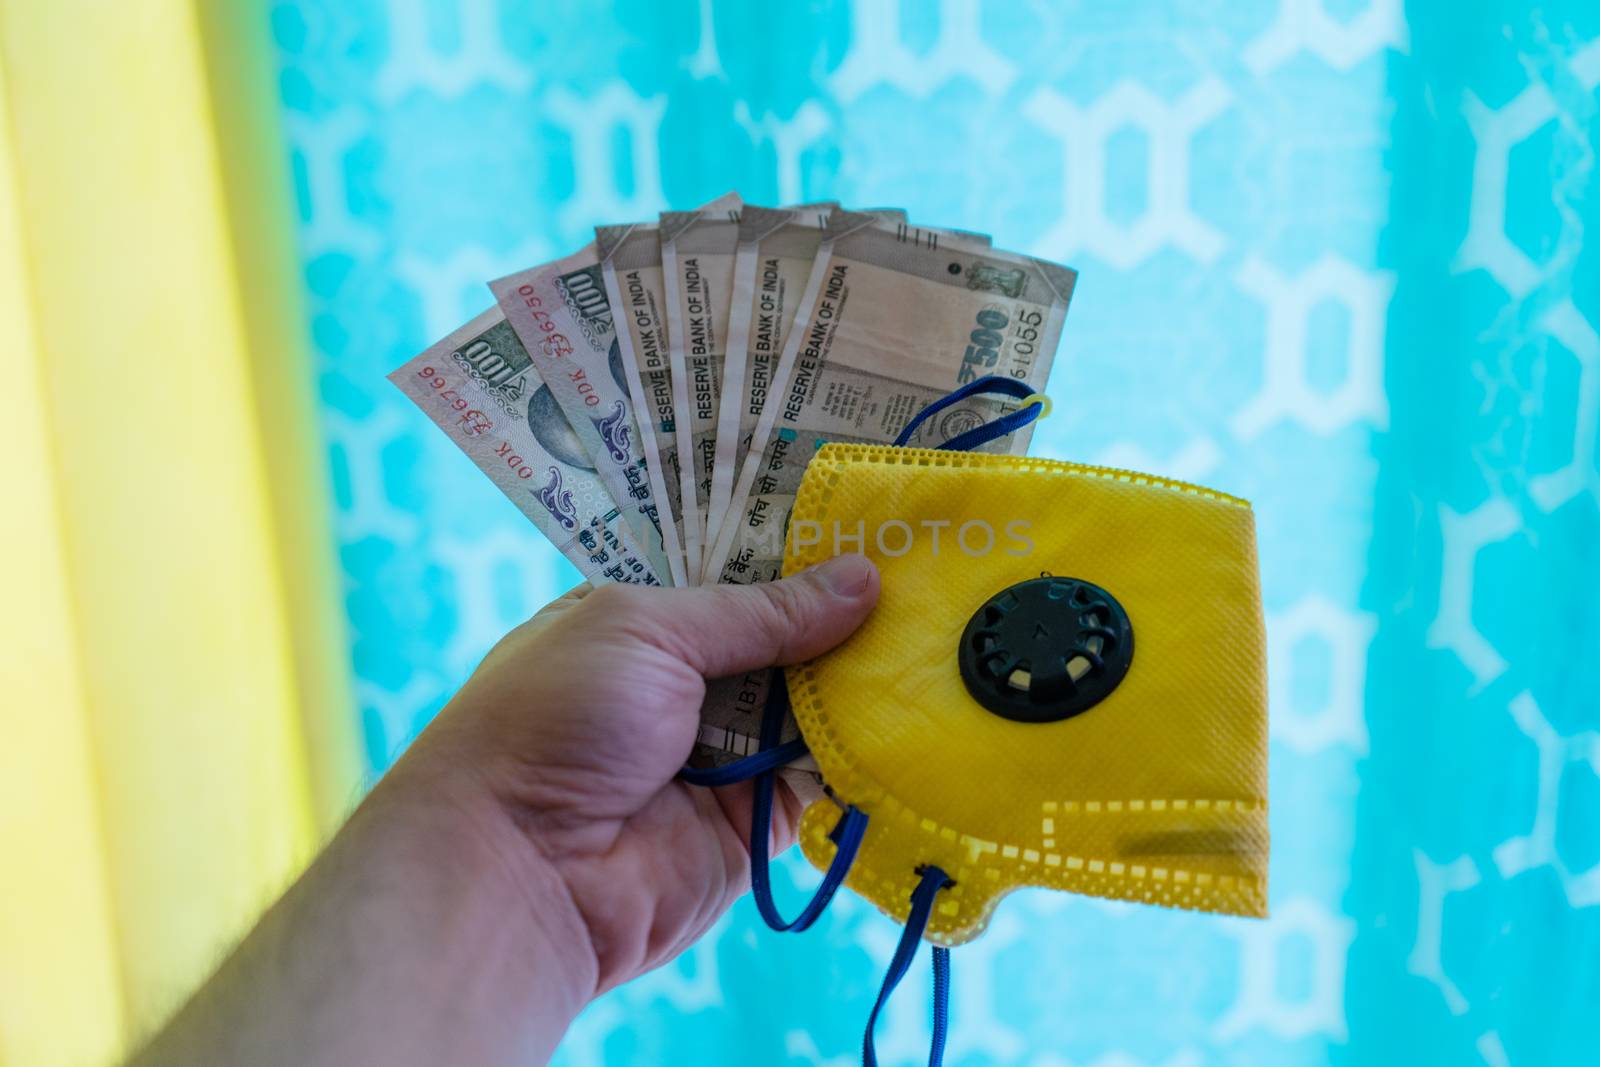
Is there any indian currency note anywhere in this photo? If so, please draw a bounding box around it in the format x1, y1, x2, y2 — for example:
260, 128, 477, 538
490, 246, 676, 584
707, 212, 1060, 583
390, 307, 659, 586
702, 208, 987, 580
594, 220, 689, 587
595, 191, 742, 587
693, 213, 1076, 759
701, 204, 827, 578
659, 196, 742, 579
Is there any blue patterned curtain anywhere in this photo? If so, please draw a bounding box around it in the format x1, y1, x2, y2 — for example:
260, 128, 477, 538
270, 1, 1598, 1062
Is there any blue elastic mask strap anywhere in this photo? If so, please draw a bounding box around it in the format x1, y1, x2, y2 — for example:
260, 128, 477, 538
863, 865, 955, 1067
930, 944, 951, 1065
678, 665, 812, 786
892, 373, 1044, 451
676, 735, 809, 787
749, 669, 867, 932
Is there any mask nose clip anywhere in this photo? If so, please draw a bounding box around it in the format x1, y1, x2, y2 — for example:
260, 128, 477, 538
958, 576, 1134, 723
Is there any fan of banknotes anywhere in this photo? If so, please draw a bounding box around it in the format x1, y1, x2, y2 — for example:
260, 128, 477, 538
392, 193, 1077, 761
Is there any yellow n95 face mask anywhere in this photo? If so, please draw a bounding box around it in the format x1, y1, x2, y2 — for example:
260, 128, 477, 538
677, 375, 1268, 1067
783, 442, 1269, 943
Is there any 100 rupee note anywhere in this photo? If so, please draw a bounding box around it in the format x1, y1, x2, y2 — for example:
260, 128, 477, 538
390, 308, 659, 585
491, 246, 675, 584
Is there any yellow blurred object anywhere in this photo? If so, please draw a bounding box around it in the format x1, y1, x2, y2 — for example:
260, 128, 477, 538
0, 2, 358, 1064
784, 444, 1269, 946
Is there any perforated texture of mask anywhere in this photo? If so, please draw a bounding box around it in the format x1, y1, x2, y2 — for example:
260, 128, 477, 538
784, 444, 1269, 945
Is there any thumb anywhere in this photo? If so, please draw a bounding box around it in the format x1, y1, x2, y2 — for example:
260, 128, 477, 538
627, 553, 880, 678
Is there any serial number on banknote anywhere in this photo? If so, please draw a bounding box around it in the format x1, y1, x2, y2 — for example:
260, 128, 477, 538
959, 306, 1045, 383
413, 366, 493, 436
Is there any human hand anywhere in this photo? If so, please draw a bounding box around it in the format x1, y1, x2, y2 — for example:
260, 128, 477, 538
129, 552, 878, 1067
397, 549, 880, 994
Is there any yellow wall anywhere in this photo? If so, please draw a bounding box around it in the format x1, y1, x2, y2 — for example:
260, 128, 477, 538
0, 4, 357, 1064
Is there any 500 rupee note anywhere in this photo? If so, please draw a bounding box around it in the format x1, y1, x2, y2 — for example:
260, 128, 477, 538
701, 207, 968, 579
702, 204, 830, 578
596, 192, 742, 586
595, 220, 689, 587
707, 212, 1072, 587
659, 195, 742, 578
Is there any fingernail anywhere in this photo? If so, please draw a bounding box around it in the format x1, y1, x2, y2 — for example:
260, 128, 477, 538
807, 553, 875, 597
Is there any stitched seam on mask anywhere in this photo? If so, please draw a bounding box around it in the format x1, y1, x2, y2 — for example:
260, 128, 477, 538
813, 442, 1251, 509
798, 799, 1266, 945
817, 793, 1269, 894
785, 459, 846, 567
786, 655, 1269, 834
1041, 798, 1266, 815
949, 832, 1266, 894
790, 665, 1267, 928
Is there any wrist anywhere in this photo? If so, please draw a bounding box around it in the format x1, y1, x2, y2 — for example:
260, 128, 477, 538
263, 768, 602, 1065
356, 767, 603, 1004
127, 768, 601, 1067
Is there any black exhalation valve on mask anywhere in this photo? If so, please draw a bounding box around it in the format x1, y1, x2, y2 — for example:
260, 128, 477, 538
958, 575, 1135, 723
